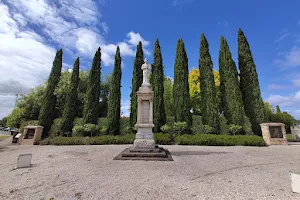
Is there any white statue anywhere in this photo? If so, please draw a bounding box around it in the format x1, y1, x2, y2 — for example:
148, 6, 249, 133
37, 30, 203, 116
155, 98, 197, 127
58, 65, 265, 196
141, 58, 151, 85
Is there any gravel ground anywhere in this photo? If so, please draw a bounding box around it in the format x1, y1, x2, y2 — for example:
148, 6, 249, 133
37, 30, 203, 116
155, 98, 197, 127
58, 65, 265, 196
1, 144, 300, 200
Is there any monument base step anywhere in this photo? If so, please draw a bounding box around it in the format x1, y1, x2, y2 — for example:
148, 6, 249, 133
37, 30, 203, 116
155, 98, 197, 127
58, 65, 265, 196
113, 147, 173, 161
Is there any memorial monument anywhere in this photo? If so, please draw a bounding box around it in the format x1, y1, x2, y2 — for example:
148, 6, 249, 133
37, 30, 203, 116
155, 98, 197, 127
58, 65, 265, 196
260, 123, 288, 145
114, 59, 172, 161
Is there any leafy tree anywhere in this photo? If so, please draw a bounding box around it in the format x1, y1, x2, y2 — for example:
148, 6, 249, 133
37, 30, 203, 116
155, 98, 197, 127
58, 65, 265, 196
60, 57, 80, 133
199, 34, 218, 131
238, 28, 265, 135
264, 102, 274, 121
106, 47, 122, 135
83, 47, 101, 124
164, 77, 175, 118
152, 39, 166, 132
219, 37, 245, 126
276, 105, 281, 114
17, 86, 45, 121
130, 42, 144, 127
39, 49, 63, 138
188, 68, 220, 115
0, 117, 7, 127
6, 107, 24, 128
173, 39, 192, 128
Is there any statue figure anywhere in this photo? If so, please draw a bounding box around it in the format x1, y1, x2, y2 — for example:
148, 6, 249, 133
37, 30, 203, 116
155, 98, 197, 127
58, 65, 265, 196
141, 58, 151, 85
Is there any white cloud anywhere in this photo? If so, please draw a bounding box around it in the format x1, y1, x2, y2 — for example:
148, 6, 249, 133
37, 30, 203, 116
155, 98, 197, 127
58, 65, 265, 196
265, 91, 300, 107
0, 1, 151, 118
274, 46, 300, 69
268, 84, 288, 90
121, 99, 130, 117
127, 32, 150, 47
275, 29, 290, 43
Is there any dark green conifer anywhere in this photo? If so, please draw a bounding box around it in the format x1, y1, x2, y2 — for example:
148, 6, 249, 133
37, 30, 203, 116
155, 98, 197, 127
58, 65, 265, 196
199, 34, 218, 131
238, 28, 265, 135
130, 42, 144, 128
39, 49, 63, 138
83, 47, 101, 124
173, 39, 192, 128
276, 105, 281, 114
60, 57, 80, 134
106, 47, 122, 135
219, 37, 245, 126
152, 39, 166, 132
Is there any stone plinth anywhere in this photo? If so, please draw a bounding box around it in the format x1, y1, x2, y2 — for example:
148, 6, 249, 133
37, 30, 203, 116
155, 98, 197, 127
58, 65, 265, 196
260, 123, 287, 145
22, 126, 44, 145
134, 84, 155, 149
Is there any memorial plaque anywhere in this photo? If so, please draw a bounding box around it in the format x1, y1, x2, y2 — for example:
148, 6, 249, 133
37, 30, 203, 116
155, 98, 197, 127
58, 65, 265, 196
142, 100, 150, 123
269, 126, 283, 138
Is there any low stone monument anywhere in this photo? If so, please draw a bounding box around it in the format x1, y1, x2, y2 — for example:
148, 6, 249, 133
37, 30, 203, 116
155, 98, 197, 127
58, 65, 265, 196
21, 125, 44, 145
260, 123, 287, 145
114, 59, 172, 161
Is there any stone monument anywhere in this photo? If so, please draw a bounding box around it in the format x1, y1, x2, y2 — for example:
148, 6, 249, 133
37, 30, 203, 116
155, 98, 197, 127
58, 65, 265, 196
260, 123, 287, 145
134, 58, 155, 149
114, 59, 172, 161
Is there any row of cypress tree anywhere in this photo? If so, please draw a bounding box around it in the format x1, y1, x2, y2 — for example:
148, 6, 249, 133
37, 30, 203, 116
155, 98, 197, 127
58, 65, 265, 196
39, 28, 264, 138
129, 28, 265, 135
39, 47, 122, 138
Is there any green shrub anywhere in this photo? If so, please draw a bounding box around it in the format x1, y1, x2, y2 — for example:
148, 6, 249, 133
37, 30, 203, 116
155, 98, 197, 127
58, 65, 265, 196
154, 133, 172, 145
175, 134, 265, 146
19, 120, 40, 133
243, 115, 254, 135
74, 118, 84, 126
98, 117, 108, 134
161, 124, 171, 133
228, 124, 243, 135
89, 134, 135, 145
49, 118, 62, 138
50, 136, 89, 145
173, 122, 189, 135
218, 114, 229, 134
120, 117, 132, 134
72, 124, 100, 137
192, 115, 203, 125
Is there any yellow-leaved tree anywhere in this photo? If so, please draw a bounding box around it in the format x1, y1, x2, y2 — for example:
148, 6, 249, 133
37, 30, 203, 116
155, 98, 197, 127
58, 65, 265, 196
188, 68, 220, 115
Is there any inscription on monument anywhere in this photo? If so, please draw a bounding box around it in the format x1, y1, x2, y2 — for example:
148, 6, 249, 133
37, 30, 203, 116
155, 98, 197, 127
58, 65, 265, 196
142, 100, 150, 123
269, 126, 283, 138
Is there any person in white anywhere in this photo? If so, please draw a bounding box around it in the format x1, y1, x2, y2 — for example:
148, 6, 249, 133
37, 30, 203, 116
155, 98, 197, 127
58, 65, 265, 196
141, 58, 152, 85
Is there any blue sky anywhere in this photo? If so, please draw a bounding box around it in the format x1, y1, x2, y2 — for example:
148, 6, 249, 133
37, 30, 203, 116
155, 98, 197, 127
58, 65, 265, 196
0, 0, 300, 119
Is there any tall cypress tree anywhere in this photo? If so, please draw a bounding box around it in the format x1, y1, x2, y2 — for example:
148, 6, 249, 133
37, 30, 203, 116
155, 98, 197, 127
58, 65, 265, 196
199, 34, 218, 130
238, 28, 265, 135
60, 57, 80, 134
83, 47, 101, 124
173, 39, 192, 128
152, 39, 166, 132
130, 42, 144, 127
219, 37, 245, 126
276, 105, 281, 114
106, 47, 122, 135
39, 49, 63, 138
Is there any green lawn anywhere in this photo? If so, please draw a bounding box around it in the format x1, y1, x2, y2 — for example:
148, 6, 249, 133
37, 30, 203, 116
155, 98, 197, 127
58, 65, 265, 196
286, 134, 293, 142
0, 135, 10, 141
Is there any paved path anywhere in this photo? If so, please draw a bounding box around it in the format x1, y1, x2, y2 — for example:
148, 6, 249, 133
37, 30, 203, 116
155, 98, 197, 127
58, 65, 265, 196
0, 144, 300, 200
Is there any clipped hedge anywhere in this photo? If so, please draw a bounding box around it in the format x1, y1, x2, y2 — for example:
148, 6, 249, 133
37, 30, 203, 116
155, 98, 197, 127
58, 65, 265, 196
154, 133, 172, 145
40, 133, 265, 146
175, 134, 266, 146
